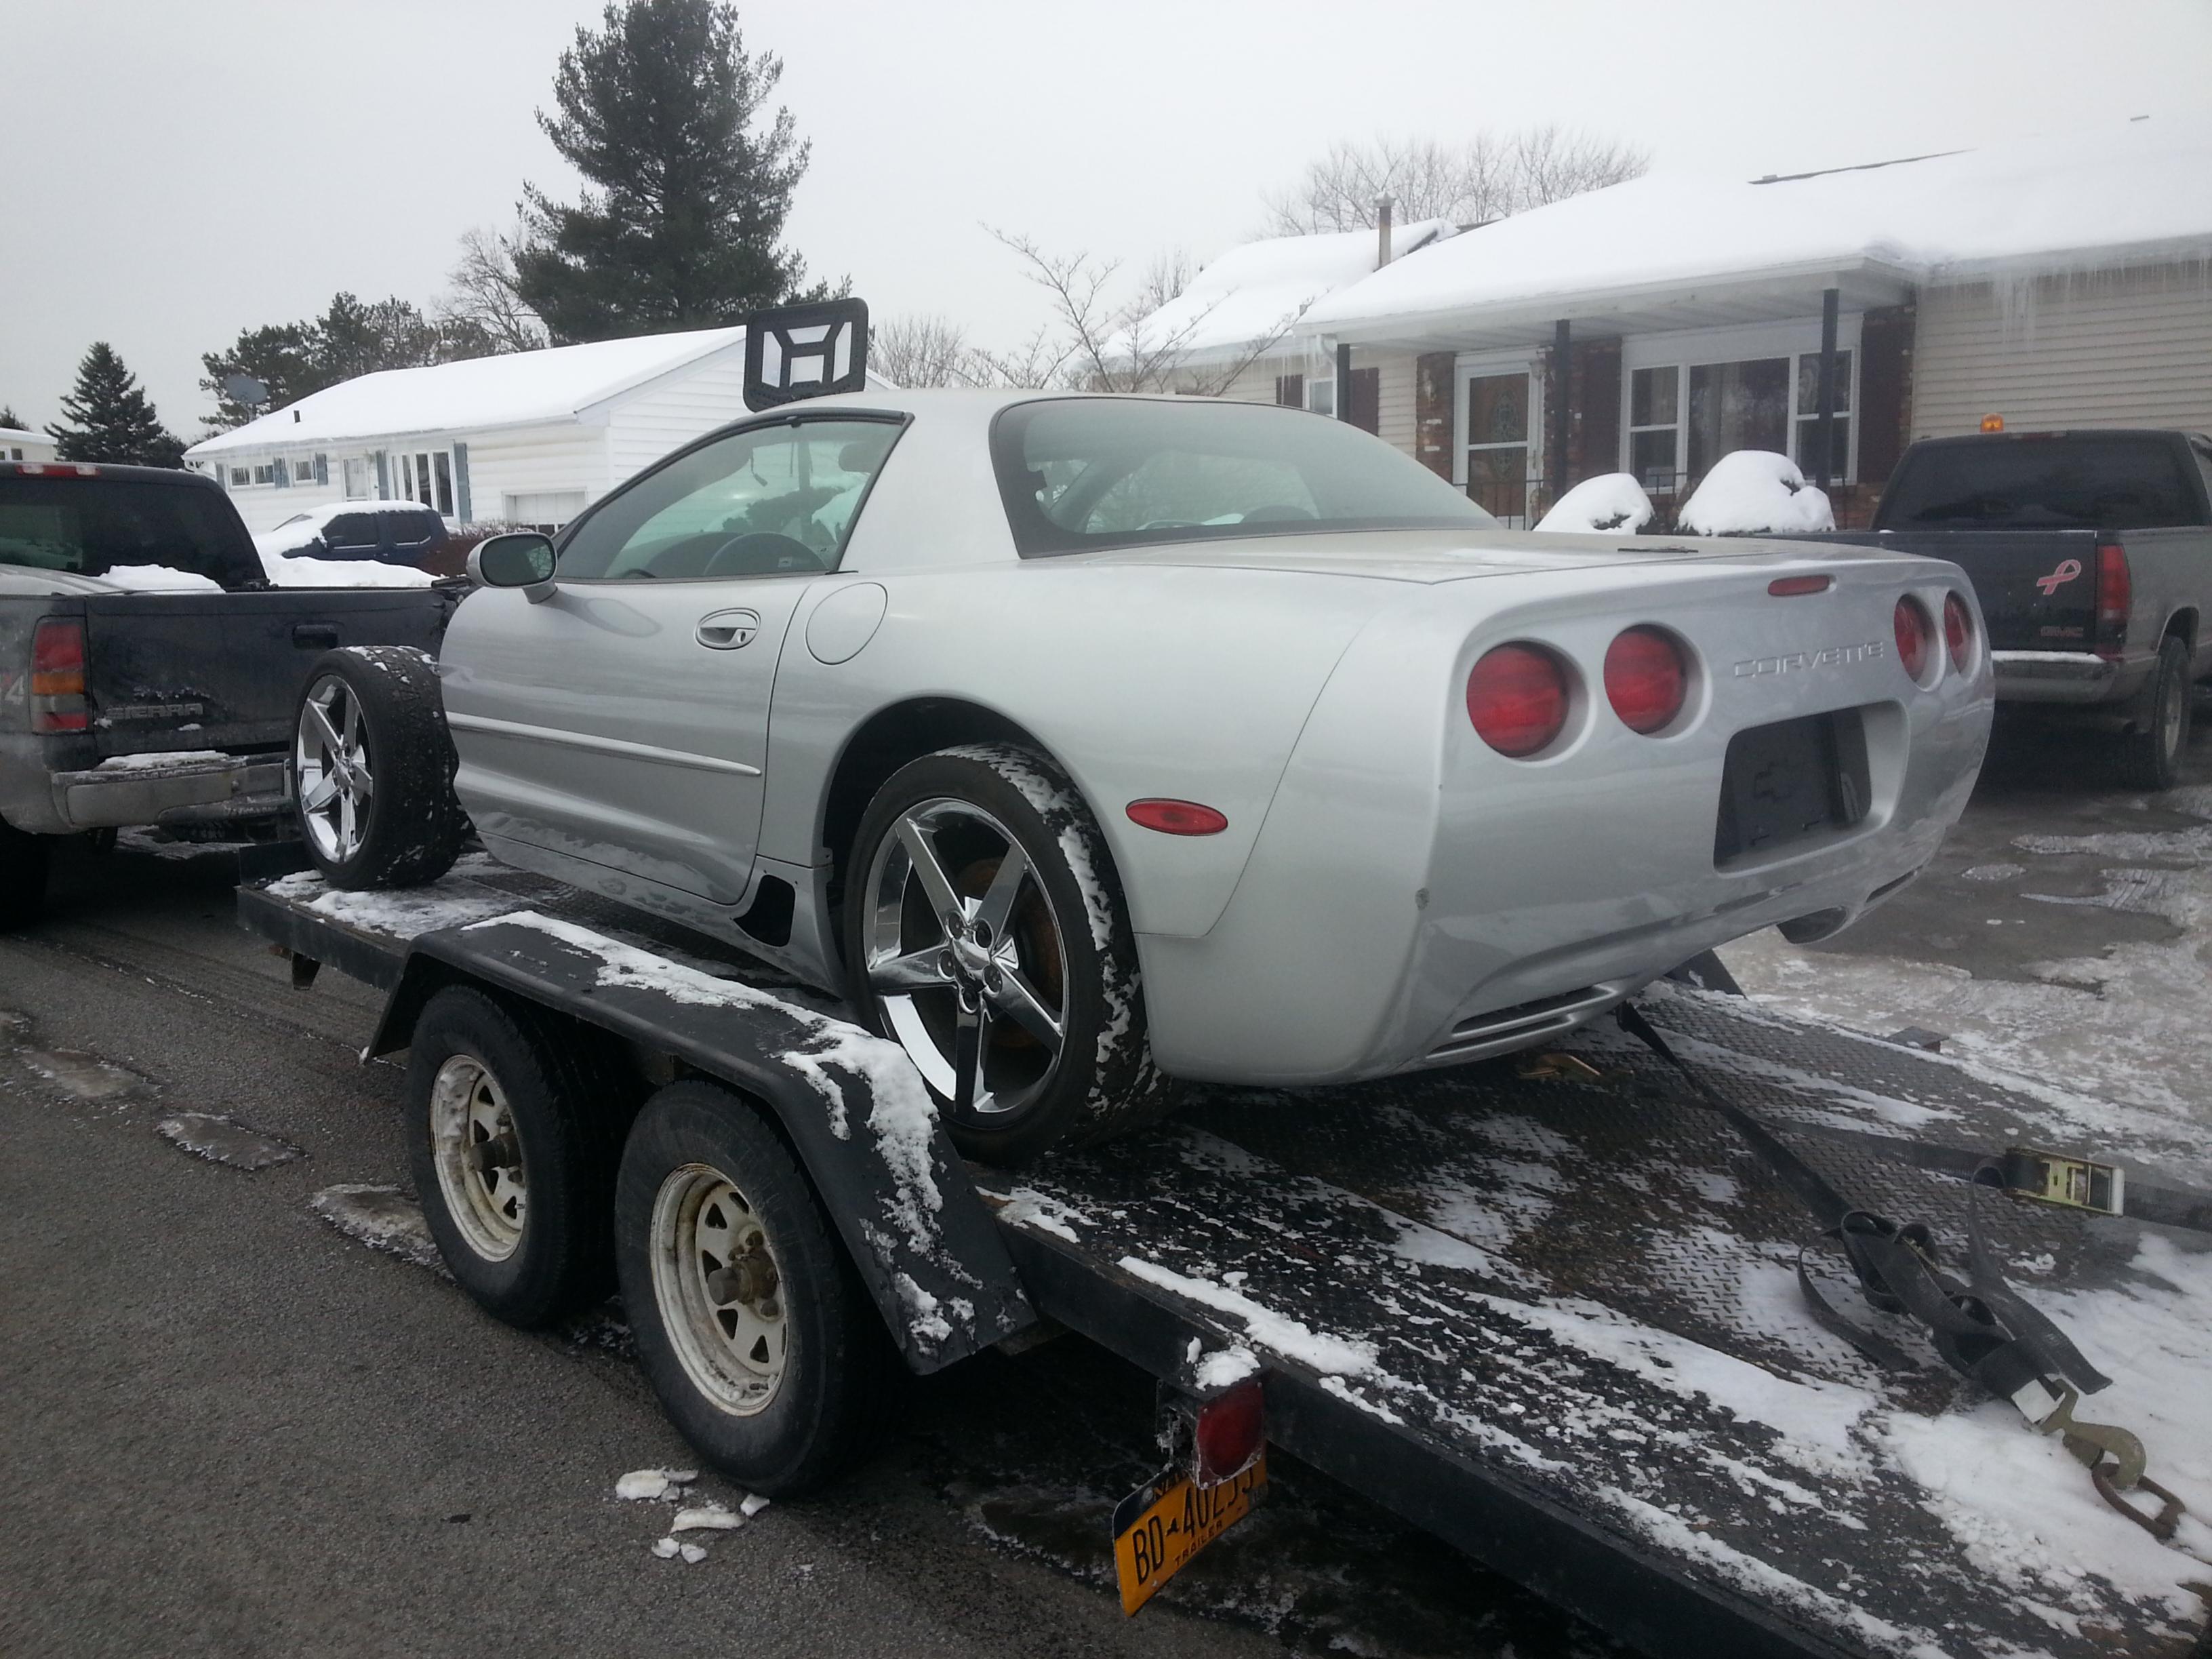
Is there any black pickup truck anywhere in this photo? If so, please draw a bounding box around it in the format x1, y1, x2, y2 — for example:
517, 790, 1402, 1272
1807, 429, 2212, 789
0, 460, 458, 923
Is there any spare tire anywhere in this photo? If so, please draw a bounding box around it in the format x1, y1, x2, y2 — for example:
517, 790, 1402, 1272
292, 645, 468, 889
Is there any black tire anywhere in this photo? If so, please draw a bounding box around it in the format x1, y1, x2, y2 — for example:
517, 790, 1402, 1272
404, 984, 636, 1327
615, 1081, 903, 1496
2117, 635, 2192, 792
0, 818, 48, 931
841, 742, 1169, 1167
293, 645, 467, 889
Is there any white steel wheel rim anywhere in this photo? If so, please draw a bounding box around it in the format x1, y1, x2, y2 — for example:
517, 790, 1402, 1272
651, 1163, 788, 1416
296, 673, 374, 864
860, 797, 1069, 1122
428, 1054, 526, 1262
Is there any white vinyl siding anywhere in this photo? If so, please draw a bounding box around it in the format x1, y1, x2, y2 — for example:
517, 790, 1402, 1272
1202, 353, 1307, 405
464, 426, 612, 526
1913, 264, 2212, 440
605, 343, 752, 478
1373, 351, 1417, 456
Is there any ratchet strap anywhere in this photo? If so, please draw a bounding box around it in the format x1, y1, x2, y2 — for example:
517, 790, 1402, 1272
1614, 1001, 2191, 1544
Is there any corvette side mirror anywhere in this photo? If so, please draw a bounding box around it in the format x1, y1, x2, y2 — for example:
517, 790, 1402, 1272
470, 532, 559, 603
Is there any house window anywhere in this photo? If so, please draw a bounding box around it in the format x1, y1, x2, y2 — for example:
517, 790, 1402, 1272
292, 459, 316, 485
342, 457, 368, 500
1306, 378, 1335, 418
1627, 366, 1680, 492
252, 462, 276, 485
1687, 357, 1790, 477
1623, 322, 1860, 489
1794, 350, 1853, 481
393, 449, 456, 516
228, 466, 251, 487
1274, 374, 1304, 407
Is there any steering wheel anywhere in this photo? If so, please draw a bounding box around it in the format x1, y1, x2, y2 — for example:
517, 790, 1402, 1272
701, 532, 822, 578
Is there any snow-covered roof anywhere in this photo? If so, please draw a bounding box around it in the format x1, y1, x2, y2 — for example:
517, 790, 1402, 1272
0, 426, 39, 442
1306, 117, 2212, 346
1125, 219, 1457, 364
187, 327, 750, 457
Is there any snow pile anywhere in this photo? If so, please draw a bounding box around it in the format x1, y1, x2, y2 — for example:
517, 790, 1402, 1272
92, 563, 222, 593
615, 1467, 698, 1502
1677, 451, 1834, 535
307, 1184, 446, 1275
94, 750, 231, 772
259, 550, 436, 588
1534, 473, 1655, 534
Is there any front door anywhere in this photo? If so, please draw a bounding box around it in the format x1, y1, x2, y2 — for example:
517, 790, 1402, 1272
441, 414, 904, 906
1463, 372, 1533, 527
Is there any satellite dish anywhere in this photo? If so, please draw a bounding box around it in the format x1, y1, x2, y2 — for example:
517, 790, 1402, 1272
222, 374, 269, 409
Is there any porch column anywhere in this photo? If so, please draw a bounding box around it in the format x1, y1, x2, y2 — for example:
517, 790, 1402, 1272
1335, 340, 1353, 422
1550, 319, 1571, 511
1815, 287, 1840, 490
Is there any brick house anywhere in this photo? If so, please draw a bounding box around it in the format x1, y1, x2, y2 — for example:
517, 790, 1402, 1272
1162, 118, 2212, 529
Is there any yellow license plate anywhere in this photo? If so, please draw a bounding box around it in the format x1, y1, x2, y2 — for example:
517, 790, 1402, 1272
1112, 1456, 1266, 1616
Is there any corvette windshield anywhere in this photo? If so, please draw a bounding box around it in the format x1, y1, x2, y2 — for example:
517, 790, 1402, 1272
991, 397, 1497, 557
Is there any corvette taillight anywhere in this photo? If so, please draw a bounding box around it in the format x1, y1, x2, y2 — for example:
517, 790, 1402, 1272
1468, 643, 1570, 758
1943, 592, 1973, 674
2095, 542, 2131, 653
1603, 626, 1687, 734
1893, 597, 1933, 683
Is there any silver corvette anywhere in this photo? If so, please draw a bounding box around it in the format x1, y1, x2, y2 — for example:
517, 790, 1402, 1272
302, 389, 1992, 1161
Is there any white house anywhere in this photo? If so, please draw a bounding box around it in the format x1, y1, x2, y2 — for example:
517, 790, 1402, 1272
185, 325, 890, 536
0, 426, 58, 464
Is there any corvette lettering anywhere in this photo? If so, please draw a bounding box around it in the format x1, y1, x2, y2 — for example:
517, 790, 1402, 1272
2034, 557, 2083, 596
1732, 641, 1885, 678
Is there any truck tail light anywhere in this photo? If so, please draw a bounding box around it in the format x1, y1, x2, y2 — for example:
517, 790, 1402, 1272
1603, 626, 1687, 734
2095, 542, 2130, 654
1893, 597, 1933, 683
31, 617, 89, 732
1467, 643, 1571, 758
1943, 592, 1974, 674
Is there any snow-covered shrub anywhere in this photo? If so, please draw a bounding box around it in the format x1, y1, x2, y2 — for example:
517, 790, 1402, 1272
1534, 473, 1655, 534
1677, 450, 1834, 536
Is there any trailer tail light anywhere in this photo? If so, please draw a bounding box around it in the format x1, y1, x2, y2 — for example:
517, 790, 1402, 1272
2095, 542, 2131, 654
31, 617, 89, 732
1467, 643, 1571, 758
1893, 597, 1933, 683
1126, 799, 1228, 837
1603, 626, 1687, 734
1192, 1378, 1266, 1487
1943, 592, 1974, 674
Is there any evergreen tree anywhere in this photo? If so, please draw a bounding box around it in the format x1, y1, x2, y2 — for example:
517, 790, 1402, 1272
515, 0, 818, 342
197, 294, 494, 434
0, 405, 27, 431
198, 321, 326, 432
47, 344, 185, 467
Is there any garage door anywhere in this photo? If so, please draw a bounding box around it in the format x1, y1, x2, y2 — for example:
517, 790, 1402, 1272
503, 490, 588, 529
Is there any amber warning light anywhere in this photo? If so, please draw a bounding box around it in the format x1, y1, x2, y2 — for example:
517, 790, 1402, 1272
1980, 414, 2005, 433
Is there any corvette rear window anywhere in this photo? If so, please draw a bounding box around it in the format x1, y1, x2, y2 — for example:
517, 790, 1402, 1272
991, 397, 1498, 557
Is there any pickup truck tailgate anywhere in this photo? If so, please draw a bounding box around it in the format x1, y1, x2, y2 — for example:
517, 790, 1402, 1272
1862, 528, 2102, 651
82, 588, 451, 753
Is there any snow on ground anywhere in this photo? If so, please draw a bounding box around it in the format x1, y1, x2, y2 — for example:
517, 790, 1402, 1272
155, 1111, 301, 1171
306, 1185, 445, 1275
1534, 473, 1655, 534
1725, 784, 2212, 1141
1676, 450, 1835, 535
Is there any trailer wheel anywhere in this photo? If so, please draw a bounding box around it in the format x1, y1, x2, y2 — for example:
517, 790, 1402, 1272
616, 1081, 902, 1496
2117, 635, 2192, 792
405, 985, 630, 1327
294, 646, 467, 890
0, 819, 48, 930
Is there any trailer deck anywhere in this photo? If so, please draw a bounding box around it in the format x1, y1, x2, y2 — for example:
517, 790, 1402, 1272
238, 858, 2212, 1659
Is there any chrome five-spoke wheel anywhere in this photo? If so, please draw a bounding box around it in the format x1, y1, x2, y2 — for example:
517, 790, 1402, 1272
861, 798, 1069, 1123
651, 1163, 788, 1416
428, 1053, 527, 1262
296, 673, 374, 866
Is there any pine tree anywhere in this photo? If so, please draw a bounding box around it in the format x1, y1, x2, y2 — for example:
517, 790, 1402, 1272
515, 0, 819, 342
47, 344, 186, 468
0, 405, 27, 431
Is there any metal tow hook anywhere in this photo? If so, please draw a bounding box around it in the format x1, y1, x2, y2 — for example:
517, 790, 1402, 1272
2037, 1385, 2188, 1542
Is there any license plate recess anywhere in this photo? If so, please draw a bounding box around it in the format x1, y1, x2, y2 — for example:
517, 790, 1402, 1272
1714, 707, 1872, 864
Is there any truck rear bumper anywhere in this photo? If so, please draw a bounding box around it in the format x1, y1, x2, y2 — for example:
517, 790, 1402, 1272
47, 755, 289, 831
1989, 649, 2133, 704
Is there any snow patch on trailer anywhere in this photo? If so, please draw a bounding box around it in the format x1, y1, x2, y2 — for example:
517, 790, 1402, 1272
266, 871, 519, 934
1117, 1256, 1378, 1376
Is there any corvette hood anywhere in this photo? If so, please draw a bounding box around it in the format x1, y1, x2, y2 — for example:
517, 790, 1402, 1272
1076, 527, 1898, 584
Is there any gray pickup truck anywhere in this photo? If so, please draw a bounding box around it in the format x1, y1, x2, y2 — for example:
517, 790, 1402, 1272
0, 460, 458, 923
1806, 429, 2212, 789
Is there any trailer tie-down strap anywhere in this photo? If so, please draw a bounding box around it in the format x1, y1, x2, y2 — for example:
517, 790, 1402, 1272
1614, 1002, 2191, 1544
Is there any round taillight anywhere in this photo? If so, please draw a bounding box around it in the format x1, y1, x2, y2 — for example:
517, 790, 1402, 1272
1467, 643, 1571, 758
1126, 798, 1228, 836
1603, 626, 1688, 735
1943, 591, 1973, 674
1893, 597, 1933, 683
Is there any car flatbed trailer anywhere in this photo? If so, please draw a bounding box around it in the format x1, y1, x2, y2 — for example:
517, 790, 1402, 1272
237, 859, 2212, 1659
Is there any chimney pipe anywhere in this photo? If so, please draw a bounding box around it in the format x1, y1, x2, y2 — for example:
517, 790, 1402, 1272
1374, 193, 1394, 270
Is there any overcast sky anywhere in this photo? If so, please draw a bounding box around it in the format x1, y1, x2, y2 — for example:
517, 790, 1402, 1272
3, 0, 2207, 435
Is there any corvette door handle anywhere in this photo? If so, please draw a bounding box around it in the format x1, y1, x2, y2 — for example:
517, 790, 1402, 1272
696, 608, 761, 649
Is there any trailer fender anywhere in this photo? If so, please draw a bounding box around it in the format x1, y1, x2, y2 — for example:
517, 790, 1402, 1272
365, 911, 1036, 1372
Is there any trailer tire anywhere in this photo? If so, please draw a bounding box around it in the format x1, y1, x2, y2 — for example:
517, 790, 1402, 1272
405, 984, 632, 1327
2117, 635, 2192, 793
294, 646, 467, 890
0, 818, 48, 930
616, 1081, 904, 1496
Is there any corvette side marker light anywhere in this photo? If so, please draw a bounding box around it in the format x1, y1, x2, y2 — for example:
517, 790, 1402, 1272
1127, 799, 1228, 836
1768, 575, 1834, 597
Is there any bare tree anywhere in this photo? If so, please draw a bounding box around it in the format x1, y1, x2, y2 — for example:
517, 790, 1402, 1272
872, 314, 988, 388
436, 226, 548, 355
975, 231, 1297, 395
1262, 126, 1647, 234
